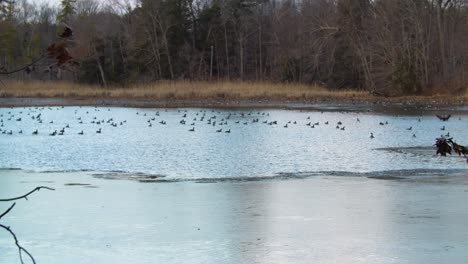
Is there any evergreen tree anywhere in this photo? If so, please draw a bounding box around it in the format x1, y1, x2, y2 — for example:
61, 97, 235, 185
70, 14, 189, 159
58, 0, 76, 23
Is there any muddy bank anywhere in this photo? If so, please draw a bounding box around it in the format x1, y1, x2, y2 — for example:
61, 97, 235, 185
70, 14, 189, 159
0, 96, 466, 110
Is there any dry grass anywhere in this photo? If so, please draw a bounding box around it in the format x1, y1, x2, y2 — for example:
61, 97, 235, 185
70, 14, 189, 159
0, 80, 466, 105
0, 80, 368, 101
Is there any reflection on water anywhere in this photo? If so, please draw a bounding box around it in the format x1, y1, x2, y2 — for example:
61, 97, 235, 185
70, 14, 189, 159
0, 106, 467, 178
0, 170, 468, 264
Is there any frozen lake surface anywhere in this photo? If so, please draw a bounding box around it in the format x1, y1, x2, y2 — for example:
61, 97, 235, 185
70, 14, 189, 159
0, 106, 467, 263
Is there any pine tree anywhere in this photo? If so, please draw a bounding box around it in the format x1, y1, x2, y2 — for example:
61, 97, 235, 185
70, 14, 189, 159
58, 0, 76, 23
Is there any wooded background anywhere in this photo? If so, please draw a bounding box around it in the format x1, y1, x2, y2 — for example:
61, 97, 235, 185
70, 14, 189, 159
0, 0, 467, 96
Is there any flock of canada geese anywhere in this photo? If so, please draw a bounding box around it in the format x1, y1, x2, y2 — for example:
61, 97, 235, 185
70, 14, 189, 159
0, 106, 459, 140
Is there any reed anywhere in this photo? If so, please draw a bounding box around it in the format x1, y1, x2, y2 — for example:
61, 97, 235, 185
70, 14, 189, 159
1, 80, 466, 105
0, 80, 368, 100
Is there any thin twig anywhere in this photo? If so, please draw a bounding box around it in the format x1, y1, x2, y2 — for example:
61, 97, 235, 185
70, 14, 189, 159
0, 55, 45, 75
0, 202, 16, 220
0, 186, 55, 202
0, 224, 36, 264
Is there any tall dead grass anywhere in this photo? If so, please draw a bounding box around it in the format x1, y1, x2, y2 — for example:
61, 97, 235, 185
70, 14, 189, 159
0, 80, 368, 101
1, 80, 466, 105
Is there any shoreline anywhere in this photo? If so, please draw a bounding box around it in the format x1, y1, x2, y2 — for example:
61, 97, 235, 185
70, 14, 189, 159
0, 80, 466, 109
0, 96, 466, 110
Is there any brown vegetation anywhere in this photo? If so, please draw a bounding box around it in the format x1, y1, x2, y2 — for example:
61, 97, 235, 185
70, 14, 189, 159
0, 80, 466, 107
0, 80, 365, 100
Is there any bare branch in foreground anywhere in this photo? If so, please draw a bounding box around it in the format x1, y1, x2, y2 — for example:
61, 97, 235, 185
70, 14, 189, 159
0, 202, 16, 220
0, 186, 55, 202
0, 55, 45, 75
0, 224, 37, 264
0, 186, 55, 263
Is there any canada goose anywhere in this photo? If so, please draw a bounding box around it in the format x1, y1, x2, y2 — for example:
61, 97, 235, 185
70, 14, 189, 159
412, 134, 416, 138
96, 128, 101, 133
32, 129, 38, 135
441, 126, 445, 131
50, 130, 57, 136
436, 114, 451, 121
78, 130, 84, 135
370, 133, 374, 139
216, 129, 222, 132
407, 126, 412, 130
225, 129, 231, 133
189, 127, 195, 132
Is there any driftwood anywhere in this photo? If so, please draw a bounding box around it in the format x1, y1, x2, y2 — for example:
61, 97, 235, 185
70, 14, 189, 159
0, 186, 55, 264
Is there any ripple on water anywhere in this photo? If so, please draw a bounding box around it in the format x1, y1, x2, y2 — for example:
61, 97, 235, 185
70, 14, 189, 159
1, 106, 467, 178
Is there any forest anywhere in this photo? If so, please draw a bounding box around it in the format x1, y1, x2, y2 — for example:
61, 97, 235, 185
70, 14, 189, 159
0, 0, 467, 96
